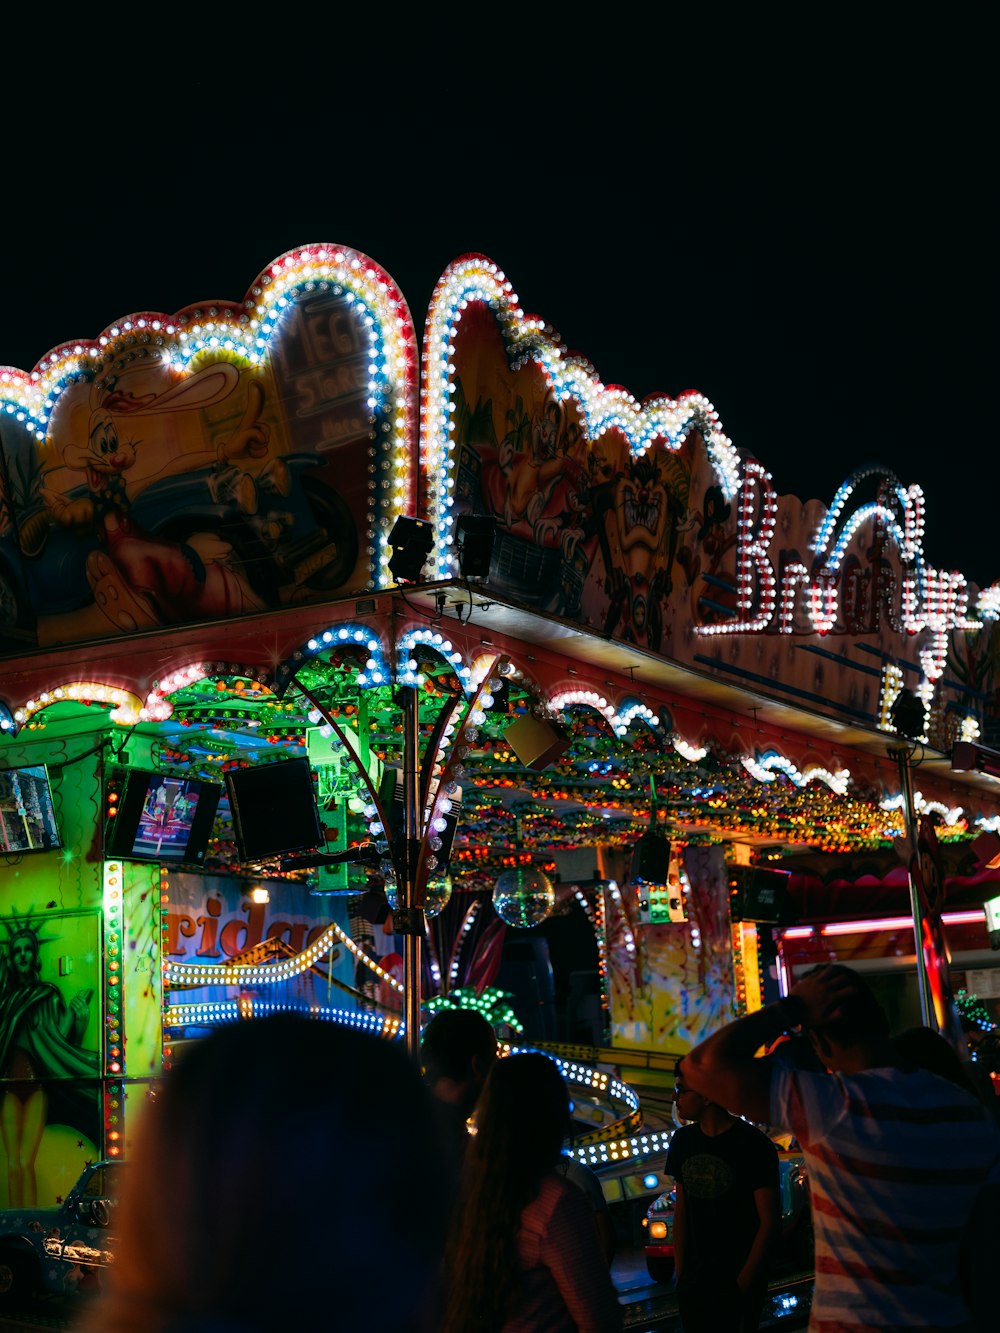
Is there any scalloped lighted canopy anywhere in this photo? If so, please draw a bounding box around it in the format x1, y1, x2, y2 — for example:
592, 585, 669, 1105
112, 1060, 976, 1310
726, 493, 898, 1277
0, 244, 995, 758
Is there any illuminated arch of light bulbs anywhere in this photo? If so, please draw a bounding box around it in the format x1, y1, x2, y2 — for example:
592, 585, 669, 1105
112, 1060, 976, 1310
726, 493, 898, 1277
550, 690, 616, 726
613, 701, 661, 737
0, 245, 417, 590
419, 253, 742, 581
741, 751, 851, 797
811, 467, 924, 565
13, 683, 143, 729
163, 919, 404, 995
815, 495, 925, 577
672, 736, 709, 762
879, 792, 966, 827
142, 662, 276, 725
396, 629, 473, 692
142, 662, 211, 722
280, 623, 390, 690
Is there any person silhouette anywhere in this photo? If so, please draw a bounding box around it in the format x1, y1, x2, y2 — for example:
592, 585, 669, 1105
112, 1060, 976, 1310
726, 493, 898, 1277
441, 1050, 622, 1332
77, 1014, 451, 1333
681, 964, 1000, 1331
667, 1062, 780, 1332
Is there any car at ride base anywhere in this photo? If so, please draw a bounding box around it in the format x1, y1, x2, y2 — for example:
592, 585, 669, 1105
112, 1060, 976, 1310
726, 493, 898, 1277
0, 1160, 122, 1307
642, 1134, 812, 1285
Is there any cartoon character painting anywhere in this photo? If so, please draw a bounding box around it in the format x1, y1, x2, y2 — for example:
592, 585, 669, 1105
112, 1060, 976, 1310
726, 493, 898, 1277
496, 389, 570, 539
453, 345, 702, 650
0, 323, 365, 650
40, 364, 268, 632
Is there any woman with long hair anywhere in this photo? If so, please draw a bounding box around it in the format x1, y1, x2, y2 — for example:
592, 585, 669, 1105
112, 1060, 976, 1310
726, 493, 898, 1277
442, 1051, 622, 1332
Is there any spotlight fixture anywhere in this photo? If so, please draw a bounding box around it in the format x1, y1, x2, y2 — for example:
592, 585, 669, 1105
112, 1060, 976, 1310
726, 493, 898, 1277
888, 687, 926, 741
456, 514, 497, 578
729, 867, 792, 923
388, 516, 434, 584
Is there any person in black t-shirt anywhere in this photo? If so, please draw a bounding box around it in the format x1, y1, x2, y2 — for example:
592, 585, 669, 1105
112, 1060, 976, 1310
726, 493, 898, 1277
666, 1065, 780, 1333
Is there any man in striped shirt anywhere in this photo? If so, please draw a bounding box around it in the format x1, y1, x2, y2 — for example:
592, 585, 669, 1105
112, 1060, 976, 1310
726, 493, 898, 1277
681, 964, 999, 1331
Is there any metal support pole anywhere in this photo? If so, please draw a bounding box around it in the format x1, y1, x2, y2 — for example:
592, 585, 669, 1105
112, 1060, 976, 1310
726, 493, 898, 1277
401, 688, 424, 1059
889, 744, 933, 1028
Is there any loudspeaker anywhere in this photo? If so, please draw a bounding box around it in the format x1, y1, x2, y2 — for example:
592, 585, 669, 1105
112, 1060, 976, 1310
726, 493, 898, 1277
503, 715, 570, 771
630, 830, 672, 885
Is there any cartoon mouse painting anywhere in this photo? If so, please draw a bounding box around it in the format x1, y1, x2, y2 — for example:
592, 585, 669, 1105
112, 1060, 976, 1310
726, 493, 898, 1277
40, 362, 269, 632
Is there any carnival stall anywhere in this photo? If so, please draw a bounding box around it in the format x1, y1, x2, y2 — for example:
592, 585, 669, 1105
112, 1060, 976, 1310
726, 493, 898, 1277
0, 243, 997, 1208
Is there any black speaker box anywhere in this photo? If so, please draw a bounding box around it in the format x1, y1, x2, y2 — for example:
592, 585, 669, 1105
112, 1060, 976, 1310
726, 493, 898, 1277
503, 715, 570, 771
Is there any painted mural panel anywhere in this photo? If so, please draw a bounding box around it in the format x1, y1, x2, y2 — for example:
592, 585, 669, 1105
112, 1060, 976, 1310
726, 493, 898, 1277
609, 844, 736, 1052
122, 861, 162, 1085
447, 306, 915, 707
645, 923, 721, 1050
0, 742, 106, 1197
430, 261, 994, 742
449, 303, 704, 654
0, 247, 416, 654
607, 884, 651, 1049
0, 910, 102, 1206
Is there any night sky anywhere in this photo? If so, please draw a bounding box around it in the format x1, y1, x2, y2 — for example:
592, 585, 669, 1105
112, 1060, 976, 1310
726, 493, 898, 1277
4, 18, 994, 586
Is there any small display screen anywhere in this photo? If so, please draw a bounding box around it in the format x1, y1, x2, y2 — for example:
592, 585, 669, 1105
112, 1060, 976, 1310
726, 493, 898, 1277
0, 765, 61, 853
106, 771, 221, 865
131, 776, 204, 861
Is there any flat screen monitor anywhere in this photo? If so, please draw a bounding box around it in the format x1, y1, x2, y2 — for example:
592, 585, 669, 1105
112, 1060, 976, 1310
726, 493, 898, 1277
0, 765, 61, 853
106, 770, 222, 865
225, 757, 323, 861
731, 867, 793, 923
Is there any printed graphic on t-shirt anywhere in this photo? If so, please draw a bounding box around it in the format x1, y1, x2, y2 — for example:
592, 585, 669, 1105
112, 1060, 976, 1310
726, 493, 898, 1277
681, 1153, 734, 1199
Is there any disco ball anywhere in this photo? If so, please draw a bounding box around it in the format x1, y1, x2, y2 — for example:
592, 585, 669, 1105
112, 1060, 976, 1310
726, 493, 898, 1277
385, 867, 452, 919
423, 872, 453, 919
492, 865, 555, 928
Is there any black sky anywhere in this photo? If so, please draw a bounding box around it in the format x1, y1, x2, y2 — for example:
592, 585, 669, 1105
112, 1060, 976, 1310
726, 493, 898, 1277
4, 17, 994, 586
